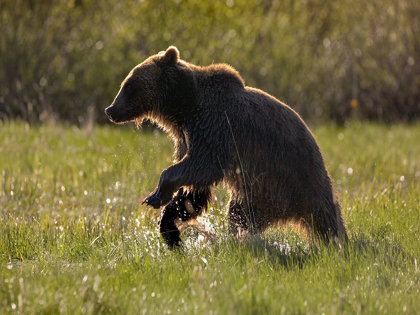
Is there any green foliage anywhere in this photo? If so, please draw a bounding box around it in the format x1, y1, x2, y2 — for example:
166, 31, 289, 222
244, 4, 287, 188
0, 121, 419, 313
1, 0, 419, 124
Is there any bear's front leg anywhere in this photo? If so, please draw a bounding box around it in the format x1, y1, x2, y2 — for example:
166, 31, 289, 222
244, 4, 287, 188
159, 188, 211, 248
143, 169, 180, 209
159, 199, 182, 249
143, 155, 223, 209
143, 188, 174, 209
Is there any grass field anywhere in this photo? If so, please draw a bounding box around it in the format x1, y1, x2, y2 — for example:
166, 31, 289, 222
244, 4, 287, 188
0, 121, 419, 314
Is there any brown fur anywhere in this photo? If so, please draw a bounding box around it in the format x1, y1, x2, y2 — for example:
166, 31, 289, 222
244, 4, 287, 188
105, 46, 348, 248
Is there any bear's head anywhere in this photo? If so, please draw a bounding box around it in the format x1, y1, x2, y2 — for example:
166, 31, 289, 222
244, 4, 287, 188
105, 46, 193, 125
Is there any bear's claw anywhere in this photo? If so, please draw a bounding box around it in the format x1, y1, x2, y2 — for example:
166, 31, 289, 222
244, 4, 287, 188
142, 193, 162, 209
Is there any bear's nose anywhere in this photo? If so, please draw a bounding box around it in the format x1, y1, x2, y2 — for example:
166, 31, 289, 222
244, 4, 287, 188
105, 106, 112, 119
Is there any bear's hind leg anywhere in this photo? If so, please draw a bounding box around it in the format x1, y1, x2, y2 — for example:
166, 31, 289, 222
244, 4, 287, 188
305, 203, 348, 246
228, 199, 250, 237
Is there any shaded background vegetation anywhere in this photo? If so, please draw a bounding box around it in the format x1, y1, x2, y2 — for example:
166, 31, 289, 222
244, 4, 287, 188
1, 0, 419, 125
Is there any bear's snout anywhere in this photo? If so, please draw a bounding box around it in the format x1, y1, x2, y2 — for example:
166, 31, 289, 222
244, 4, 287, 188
104, 106, 113, 119
105, 105, 118, 123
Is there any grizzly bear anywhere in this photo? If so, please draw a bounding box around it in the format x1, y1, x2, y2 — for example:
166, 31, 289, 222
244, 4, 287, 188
105, 46, 348, 248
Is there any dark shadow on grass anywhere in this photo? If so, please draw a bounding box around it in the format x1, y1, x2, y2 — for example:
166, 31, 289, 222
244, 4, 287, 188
343, 229, 414, 267
162, 223, 415, 272
205, 234, 322, 270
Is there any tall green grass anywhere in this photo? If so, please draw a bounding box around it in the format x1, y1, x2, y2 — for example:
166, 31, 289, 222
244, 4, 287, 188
0, 121, 419, 314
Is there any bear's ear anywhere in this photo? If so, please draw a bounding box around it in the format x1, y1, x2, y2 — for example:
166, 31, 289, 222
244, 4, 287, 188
162, 46, 180, 64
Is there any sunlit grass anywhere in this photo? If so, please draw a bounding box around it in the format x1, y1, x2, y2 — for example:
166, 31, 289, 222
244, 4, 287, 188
1, 121, 419, 314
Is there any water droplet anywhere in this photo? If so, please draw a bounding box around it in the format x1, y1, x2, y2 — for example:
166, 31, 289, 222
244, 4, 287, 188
226, 0, 234, 7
